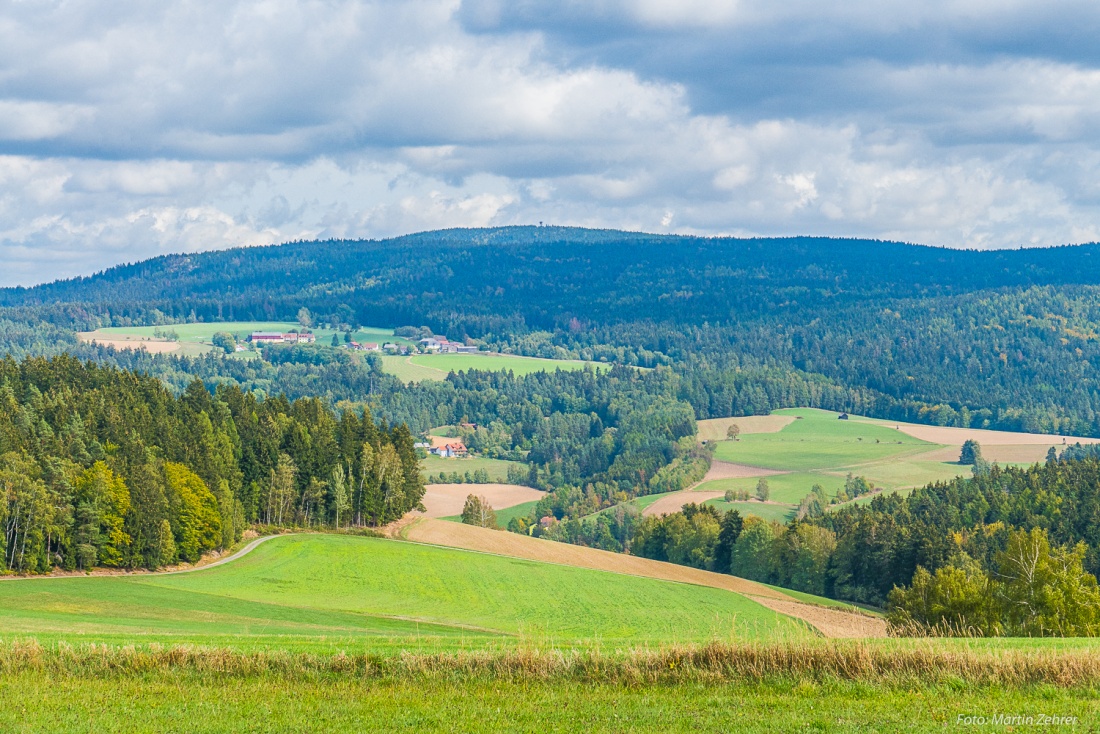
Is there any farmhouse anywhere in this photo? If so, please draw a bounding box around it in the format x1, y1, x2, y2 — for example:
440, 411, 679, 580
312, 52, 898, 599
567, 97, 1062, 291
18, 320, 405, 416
429, 441, 468, 458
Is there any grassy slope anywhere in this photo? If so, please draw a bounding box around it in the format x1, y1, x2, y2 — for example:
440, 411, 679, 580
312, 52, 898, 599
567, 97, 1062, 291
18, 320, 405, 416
0, 535, 807, 648
694, 408, 958, 520
713, 408, 934, 472
385, 353, 603, 382
421, 454, 524, 481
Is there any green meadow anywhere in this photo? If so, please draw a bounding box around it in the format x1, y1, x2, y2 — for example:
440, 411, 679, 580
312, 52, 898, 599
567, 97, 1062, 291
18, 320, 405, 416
0, 534, 808, 649
692, 408, 971, 521
94, 321, 417, 347
384, 352, 604, 382
421, 454, 525, 482
5, 671, 1098, 733
713, 408, 934, 472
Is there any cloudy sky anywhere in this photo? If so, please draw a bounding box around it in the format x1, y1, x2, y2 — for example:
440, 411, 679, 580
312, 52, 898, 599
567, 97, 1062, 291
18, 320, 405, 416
2, 1, 1100, 285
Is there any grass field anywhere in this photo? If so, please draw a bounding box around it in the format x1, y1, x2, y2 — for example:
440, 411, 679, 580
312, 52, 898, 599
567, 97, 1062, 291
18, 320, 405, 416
713, 409, 934, 471
0, 535, 808, 648
90, 322, 418, 351
4, 665, 1098, 733
383, 353, 602, 382
421, 454, 524, 482
691, 409, 961, 520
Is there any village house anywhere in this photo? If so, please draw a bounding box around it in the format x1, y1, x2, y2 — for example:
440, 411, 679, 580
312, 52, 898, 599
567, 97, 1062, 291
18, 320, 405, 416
429, 441, 468, 458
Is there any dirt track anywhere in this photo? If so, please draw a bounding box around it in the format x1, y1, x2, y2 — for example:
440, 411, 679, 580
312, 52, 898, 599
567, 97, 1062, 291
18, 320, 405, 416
401, 518, 887, 639
416, 483, 544, 519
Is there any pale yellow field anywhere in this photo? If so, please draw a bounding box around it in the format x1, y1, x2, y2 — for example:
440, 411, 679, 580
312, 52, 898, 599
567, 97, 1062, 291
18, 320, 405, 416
415, 483, 544, 519
697, 415, 796, 442
78, 332, 181, 354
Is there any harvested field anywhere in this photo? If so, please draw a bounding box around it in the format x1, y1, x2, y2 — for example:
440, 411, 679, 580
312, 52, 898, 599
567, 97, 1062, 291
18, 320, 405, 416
697, 415, 796, 442
859, 418, 1100, 447
914, 444, 1068, 464
403, 519, 884, 638
703, 460, 787, 481
415, 483, 543, 519
746, 595, 888, 639
643, 490, 726, 516
78, 332, 180, 354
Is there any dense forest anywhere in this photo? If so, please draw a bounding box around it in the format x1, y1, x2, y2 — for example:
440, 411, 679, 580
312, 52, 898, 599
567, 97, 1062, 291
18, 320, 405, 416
0, 356, 424, 573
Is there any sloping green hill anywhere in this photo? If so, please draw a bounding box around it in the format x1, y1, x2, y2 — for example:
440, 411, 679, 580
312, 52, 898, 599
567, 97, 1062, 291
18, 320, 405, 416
0, 534, 809, 650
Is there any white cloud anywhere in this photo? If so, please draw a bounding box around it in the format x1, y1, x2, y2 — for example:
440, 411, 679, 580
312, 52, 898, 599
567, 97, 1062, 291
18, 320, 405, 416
0, 0, 1099, 285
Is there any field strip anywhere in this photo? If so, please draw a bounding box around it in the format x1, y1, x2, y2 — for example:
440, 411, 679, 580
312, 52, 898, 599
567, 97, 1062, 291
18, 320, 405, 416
400, 518, 886, 638
743, 595, 887, 638
697, 415, 797, 441
643, 490, 727, 516
416, 483, 544, 519
854, 416, 1100, 447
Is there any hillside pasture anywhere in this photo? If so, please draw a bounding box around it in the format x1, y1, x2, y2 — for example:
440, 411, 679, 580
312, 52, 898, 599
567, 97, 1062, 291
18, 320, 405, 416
714, 409, 934, 472
0, 534, 812, 648
383, 352, 604, 383
420, 454, 525, 482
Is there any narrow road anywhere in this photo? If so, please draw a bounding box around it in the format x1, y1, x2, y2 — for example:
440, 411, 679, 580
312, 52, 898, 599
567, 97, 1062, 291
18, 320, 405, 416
0, 534, 293, 581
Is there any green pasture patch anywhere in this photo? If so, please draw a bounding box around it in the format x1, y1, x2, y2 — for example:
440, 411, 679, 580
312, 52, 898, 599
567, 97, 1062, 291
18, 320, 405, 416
0, 573, 471, 642
38, 535, 807, 645
493, 500, 541, 528
421, 455, 525, 482
144, 535, 805, 642
856, 458, 969, 489
713, 408, 936, 472
381, 355, 450, 382
383, 353, 604, 383
694, 472, 847, 504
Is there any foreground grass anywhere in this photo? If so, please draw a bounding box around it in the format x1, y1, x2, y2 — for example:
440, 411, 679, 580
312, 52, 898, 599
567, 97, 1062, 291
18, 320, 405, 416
2, 641, 1098, 732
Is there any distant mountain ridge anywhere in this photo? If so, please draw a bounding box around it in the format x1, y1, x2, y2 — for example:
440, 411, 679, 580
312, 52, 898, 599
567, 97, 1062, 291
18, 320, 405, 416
3, 226, 1100, 326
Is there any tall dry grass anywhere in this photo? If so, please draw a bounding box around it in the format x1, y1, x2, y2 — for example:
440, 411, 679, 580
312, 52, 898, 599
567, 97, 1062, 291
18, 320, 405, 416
2, 638, 1099, 687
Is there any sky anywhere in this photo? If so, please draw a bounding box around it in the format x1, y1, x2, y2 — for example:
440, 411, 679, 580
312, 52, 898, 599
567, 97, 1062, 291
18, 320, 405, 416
2, 1, 1100, 286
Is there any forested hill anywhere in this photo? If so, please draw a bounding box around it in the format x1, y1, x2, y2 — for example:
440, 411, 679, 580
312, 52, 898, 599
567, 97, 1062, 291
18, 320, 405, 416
5, 227, 1100, 436
5, 227, 1100, 328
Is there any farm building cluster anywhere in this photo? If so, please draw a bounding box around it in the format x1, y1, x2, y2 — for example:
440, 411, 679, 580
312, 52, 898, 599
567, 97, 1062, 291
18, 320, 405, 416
419, 337, 478, 353
251, 331, 316, 344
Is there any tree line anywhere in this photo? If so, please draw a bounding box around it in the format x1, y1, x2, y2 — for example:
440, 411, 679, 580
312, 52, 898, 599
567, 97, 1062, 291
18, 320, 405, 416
0, 355, 424, 573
